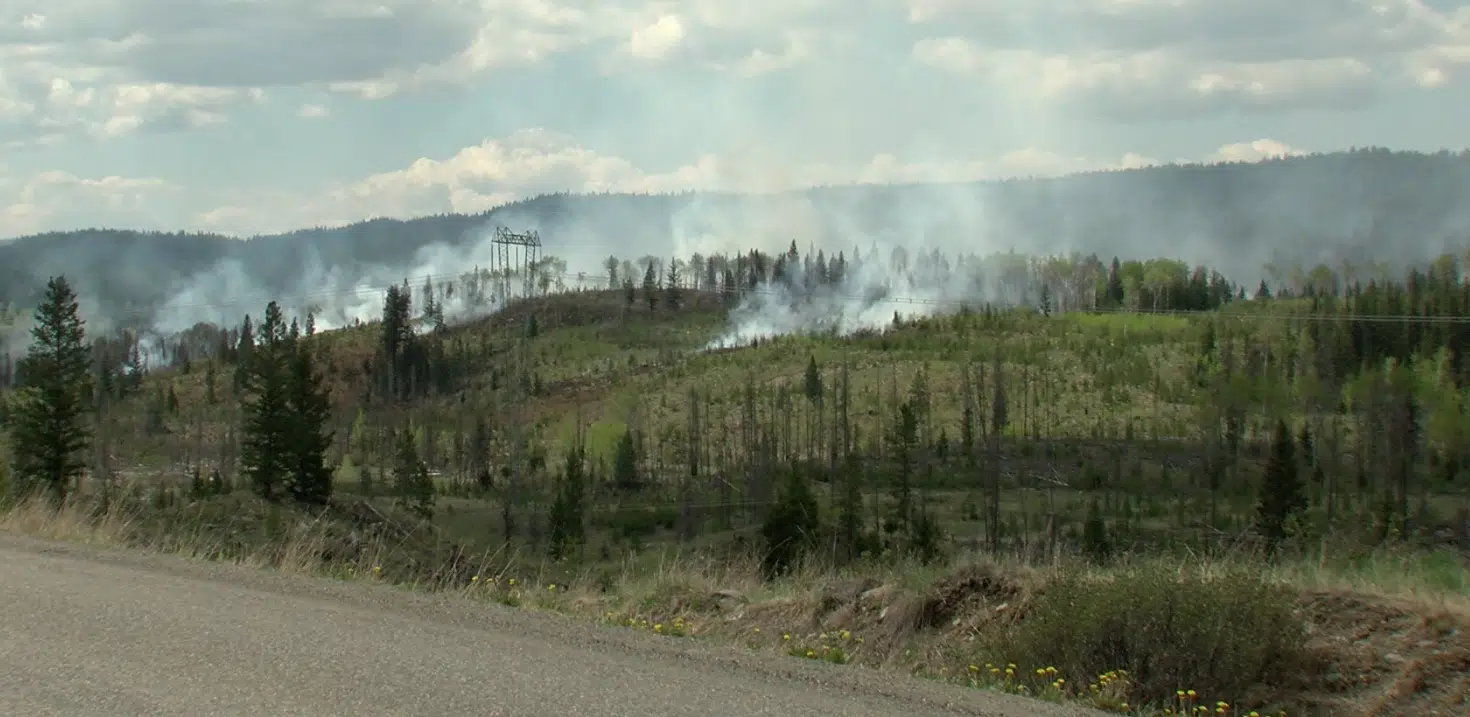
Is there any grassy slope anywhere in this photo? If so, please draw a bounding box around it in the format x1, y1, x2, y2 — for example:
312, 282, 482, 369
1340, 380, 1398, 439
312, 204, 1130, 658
16, 289, 1470, 717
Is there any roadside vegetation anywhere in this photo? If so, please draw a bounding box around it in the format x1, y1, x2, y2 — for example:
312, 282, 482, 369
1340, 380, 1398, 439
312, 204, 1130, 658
2, 246, 1468, 717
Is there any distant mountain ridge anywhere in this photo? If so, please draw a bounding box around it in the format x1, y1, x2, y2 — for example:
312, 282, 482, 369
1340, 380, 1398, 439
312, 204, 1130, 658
2, 148, 1469, 326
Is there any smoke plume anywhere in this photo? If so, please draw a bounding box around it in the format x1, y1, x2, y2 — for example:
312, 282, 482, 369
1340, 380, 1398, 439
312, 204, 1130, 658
4, 152, 1470, 359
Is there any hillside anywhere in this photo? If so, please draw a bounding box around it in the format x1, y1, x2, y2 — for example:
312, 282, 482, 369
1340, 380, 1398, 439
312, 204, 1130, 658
4, 158, 1470, 716
8, 251, 1454, 709
4, 148, 1470, 335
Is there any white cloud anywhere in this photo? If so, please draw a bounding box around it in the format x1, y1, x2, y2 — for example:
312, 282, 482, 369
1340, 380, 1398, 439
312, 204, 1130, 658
177, 131, 1291, 236
298, 103, 329, 119
909, 0, 1470, 117
5, 0, 1460, 148
1208, 139, 1307, 164
628, 15, 686, 60
0, 169, 176, 236
0, 129, 1308, 238
0, 0, 851, 131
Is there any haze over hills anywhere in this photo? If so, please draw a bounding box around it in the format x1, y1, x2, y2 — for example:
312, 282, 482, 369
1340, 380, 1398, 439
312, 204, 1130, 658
2, 147, 1470, 340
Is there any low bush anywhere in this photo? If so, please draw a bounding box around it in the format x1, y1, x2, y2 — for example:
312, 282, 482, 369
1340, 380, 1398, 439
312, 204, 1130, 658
1000, 562, 1304, 708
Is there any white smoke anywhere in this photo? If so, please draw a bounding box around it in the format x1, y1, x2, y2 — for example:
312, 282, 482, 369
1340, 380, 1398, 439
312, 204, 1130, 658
31, 160, 1442, 359
705, 244, 1032, 349
148, 218, 558, 340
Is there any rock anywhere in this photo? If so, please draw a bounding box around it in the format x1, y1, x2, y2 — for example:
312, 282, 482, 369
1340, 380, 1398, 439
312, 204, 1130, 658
712, 589, 746, 612
819, 578, 881, 612
858, 585, 899, 607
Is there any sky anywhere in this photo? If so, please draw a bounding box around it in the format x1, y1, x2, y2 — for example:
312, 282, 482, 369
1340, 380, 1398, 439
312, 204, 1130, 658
1, 0, 1468, 240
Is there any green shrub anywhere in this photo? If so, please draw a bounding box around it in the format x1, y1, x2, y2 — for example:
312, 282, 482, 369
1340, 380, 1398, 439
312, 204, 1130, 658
1002, 563, 1304, 708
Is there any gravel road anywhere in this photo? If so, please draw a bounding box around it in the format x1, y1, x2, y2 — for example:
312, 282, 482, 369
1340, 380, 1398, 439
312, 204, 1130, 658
0, 536, 1102, 717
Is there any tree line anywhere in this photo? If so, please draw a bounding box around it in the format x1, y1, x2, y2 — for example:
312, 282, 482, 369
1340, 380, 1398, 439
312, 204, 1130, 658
0, 276, 334, 510
5, 241, 1470, 578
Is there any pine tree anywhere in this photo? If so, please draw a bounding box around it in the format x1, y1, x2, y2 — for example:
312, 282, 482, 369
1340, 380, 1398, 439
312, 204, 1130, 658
394, 427, 435, 519
547, 443, 587, 560
204, 360, 217, 404
239, 302, 292, 502
1105, 257, 1125, 306
888, 400, 918, 539
604, 255, 620, 288
283, 336, 333, 506
1257, 418, 1307, 553
803, 355, 822, 403
642, 262, 658, 311
761, 464, 820, 578
612, 429, 640, 492
469, 413, 492, 492
664, 256, 681, 310
1081, 499, 1112, 563
233, 314, 254, 394
10, 276, 92, 504
722, 269, 737, 304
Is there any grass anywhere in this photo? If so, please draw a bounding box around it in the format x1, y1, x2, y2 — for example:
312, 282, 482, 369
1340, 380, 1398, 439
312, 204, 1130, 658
119, 298, 1227, 469
8, 290, 1470, 716
3, 488, 1466, 717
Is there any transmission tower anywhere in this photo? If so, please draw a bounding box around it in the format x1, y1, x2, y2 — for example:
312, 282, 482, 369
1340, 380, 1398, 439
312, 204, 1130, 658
490, 226, 542, 304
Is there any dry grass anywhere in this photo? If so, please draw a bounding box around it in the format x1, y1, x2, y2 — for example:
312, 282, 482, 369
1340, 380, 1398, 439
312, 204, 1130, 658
8, 489, 1462, 717
0, 495, 134, 545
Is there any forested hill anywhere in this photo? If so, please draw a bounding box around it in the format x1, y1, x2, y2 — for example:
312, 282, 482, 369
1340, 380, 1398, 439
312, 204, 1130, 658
2, 147, 1469, 319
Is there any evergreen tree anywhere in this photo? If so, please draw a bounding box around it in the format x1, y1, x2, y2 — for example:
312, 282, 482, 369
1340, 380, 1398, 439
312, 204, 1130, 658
888, 400, 918, 539
233, 314, 254, 394
604, 255, 620, 288
470, 413, 492, 492
642, 262, 658, 311
547, 443, 587, 560
378, 284, 415, 400
394, 427, 435, 519
612, 429, 640, 492
761, 465, 820, 578
803, 355, 823, 403
239, 302, 292, 502
204, 360, 217, 404
10, 276, 92, 504
284, 336, 333, 506
1081, 499, 1112, 563
664, 256, 682, 309
422, 275, 442, 329
1257, 418, 1307, 552
1105, 257, 1125, 306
